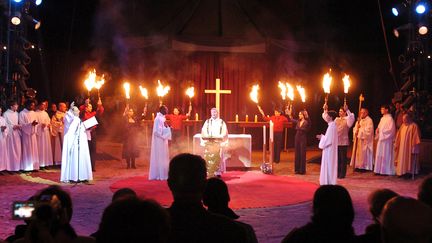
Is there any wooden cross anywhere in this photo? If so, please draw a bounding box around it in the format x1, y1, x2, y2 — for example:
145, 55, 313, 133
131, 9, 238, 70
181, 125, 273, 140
205, 78, 231, 111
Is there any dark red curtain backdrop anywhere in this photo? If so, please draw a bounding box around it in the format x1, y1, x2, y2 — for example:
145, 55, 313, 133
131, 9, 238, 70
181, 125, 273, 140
127, 50, 270, 121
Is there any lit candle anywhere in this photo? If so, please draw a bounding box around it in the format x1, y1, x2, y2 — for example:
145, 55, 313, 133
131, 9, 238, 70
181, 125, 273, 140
245, 115, 249, 122
195, 113, 199, 121
235, 114, 239, 122
254, 114, 258, 123
263, 125, 266, 145
269, 120, 274, 142
152, 113, 155, 120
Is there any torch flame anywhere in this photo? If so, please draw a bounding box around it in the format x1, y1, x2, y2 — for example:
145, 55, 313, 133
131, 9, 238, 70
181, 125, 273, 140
84, 69, 97, 91
322, 72, 332, 94
296, 85, 306, 103
186, 87, 195, 98
249, 84, 259, 104
94, 74, 105, 90
156, 80, 170, 97
286, 83, 294, 101
278, 81, 287, 100
342, 74, 351, 94
123, 82, 131, 99
139, 85, 148, 99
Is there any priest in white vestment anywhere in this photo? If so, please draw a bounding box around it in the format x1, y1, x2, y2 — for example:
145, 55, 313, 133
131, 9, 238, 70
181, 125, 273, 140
201, 107, 228, 177
3, 101, 21, 171
19, 100, 39, 171
51, 102, 66, 165
60, 102, 93, 182
394, 113, 421, 176
374, 105, 396, 175
149, 106, 172, 180
318, 110, 338, 185
0, 107, 8, 171
36, 102, 53, 168
350, 108, 374, 171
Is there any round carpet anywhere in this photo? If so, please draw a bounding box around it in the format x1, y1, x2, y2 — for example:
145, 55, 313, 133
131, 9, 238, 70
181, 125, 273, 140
110, 171, 319, 209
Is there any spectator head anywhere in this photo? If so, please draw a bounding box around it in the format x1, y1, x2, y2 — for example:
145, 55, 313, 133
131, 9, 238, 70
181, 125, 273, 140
97, 198, 170, 243
38, 102, 46, 111
327, 110, 338, 121
159, 105, 168, 115
112, 188, 137, 202
368, 189, 399, 222
274, 107, 282, 116
168, 153, 207, 201
381, 196, 432, 243
312, 185, 354, 230
203, 177, 239, 219
34, 185, 73, 223
418, 175, 432, 207
203, 177, 230, 208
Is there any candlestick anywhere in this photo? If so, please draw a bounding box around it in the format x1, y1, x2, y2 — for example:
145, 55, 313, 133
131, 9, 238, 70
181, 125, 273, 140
245, 115, 249, 122
269, 120, 274, 142
263, 125, 266, 145
195, 113, 199, 121
263, 125, 266, 163
254, 115, 258, 123
235, 114, 239, 122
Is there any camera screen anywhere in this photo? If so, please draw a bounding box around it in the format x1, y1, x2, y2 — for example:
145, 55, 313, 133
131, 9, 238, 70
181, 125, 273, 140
12, 201, 36, 220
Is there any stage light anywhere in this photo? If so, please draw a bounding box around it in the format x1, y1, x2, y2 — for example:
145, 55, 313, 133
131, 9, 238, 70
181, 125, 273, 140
11, 12, 21, 25
13, 0, 23, 2
416, 3, 426, 14
35, 0, 42, 6
393, 23, 412, 38
23, 14, 41, 30
392, 7, 399, 16
419, 25, 428, 35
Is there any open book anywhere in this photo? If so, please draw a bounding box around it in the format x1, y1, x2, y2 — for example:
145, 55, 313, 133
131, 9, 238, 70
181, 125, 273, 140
83, 116, 98, 129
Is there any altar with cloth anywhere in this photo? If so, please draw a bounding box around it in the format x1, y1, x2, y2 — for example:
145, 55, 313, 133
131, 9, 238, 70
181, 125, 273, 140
193, 134, 252, 168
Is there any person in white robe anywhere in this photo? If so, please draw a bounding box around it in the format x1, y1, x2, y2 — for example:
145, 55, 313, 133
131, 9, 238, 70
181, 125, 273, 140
350, 108, 374, 171
51, 102, 66, 165
19, 100, 39, 171
317, 110, 338, 185
149, 105, 171, 180
0, 107, 8, 171
394, 113, 421, 176
374, 105, 396, 175
35, 102, 53, 168
60, 102, 93, 182
201, 107, 228, 177
3, 101, 21, 171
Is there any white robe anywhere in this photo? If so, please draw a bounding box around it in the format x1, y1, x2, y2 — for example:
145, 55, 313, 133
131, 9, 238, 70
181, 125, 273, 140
0, 116, 8, 171
319, 121, 338, 185
149, 113, 171, 180
350, 116, 374, 170
51, 111, 65, 164
201, 117, 229, 174
374, 114, 396, 175
60, 110, 93, 182
35, 110, 53, 167
3, 109, 21, 171
19, 109, 39, 171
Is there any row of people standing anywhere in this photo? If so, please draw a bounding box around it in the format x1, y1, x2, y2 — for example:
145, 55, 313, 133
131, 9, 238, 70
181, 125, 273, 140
0, 100, 57, 172
351, 105, 421, 177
